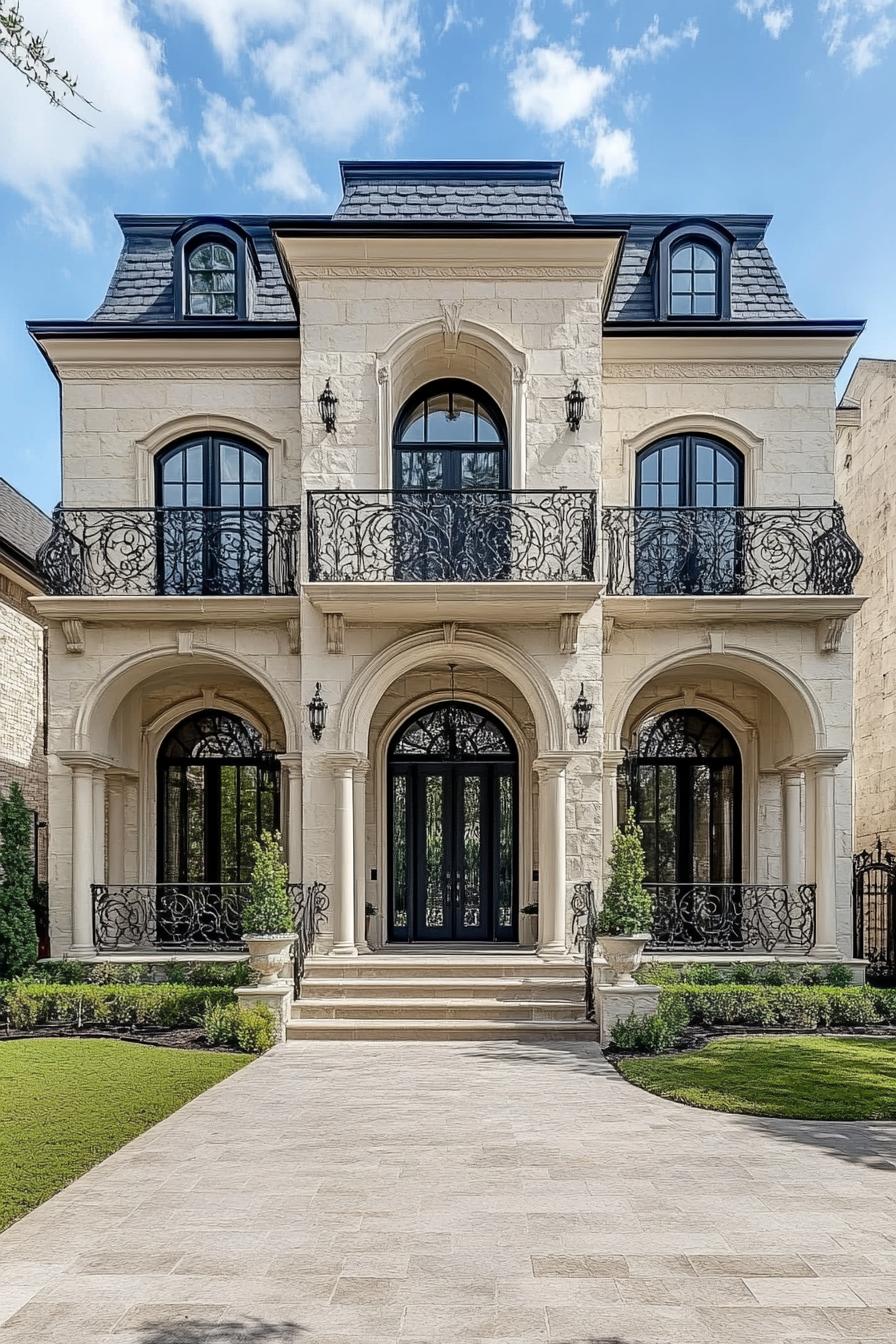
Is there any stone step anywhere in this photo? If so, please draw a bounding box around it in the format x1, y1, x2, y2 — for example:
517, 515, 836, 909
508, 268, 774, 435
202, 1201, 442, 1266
304, 956, 582, 981
301, 975, 584, 1000
292, 997, 586, 1022
285, 1017, 597, 1042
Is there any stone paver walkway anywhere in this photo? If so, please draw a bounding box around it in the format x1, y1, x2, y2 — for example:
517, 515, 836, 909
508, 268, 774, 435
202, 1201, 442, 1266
1, 1041, 895, 1342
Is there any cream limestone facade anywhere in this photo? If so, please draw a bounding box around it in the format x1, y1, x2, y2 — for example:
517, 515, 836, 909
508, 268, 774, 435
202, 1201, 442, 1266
837, 358, 896, 852
27, 163, 865, 979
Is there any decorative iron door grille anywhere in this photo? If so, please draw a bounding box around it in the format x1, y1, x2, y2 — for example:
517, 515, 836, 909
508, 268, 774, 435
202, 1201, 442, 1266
853, 839, 896, 985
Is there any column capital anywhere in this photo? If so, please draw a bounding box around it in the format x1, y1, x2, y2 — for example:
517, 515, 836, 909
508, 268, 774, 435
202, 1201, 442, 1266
276, 751, 303, 776
106, 766, 139, 783
353, 759, 371, 781
533, 752, 572, 778
602, 750, 627, 775
323, 751, 363, 778
793, 750, 849, 775
58, 751, 113, 775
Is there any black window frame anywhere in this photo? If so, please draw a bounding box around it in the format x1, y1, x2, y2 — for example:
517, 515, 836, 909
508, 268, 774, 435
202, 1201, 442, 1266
635, 433, 744, 509
653, 220, 733, 322
392, 378, 509, 492
173, 220, 257, 322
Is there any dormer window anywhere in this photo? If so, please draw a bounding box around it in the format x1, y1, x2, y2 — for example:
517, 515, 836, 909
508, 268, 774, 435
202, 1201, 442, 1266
654, 220, 733, 322
173, 219, 258, 321
186, 241, 236, 316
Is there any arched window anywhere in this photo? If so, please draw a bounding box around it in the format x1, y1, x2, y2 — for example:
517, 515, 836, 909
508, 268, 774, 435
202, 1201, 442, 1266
158, 709, 279, 890
154, 433, 267, 594
653, 220, 733, 321
634, 434, 744, 594
388, 702, 517, 943
186, 239, 236, 317
393, 379, 507, 490
669, 240, 719, 317
632, 709, 741, 886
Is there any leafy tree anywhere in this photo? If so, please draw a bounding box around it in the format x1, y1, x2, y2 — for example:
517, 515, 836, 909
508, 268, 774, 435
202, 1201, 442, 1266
0, 781, 38, 977
598, 808, 654, 936
241, 831, 294, 935
0, 3, 95, 122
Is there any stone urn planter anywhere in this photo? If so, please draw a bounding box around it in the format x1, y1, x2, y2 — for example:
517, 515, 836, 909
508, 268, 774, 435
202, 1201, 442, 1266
596, 933, 650, 986
244, 934, 294, 986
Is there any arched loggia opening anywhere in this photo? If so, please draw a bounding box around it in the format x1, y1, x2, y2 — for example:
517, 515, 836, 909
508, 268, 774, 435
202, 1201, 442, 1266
387, 701, 518, 943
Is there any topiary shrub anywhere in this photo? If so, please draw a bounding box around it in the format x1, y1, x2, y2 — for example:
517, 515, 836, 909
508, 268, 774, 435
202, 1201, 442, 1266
598, 809, 653, 936
241, 831, 294, 935
0, 783, 38, 979
610, 996, 690, 1053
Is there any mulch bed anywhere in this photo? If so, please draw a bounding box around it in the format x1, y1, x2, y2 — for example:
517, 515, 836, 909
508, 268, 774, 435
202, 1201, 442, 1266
0, 1025, 241, 1053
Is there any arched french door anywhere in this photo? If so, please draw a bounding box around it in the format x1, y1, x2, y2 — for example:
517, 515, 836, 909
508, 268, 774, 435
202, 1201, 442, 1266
392, 380, 509, 581
388, 702, 518, 943
634, 433, 744, 594
631, 709, 741, 885
155, 433, 267, 594
157, 710, 279, 885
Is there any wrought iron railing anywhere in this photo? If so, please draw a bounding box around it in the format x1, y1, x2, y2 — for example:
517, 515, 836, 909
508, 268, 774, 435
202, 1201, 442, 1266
648, 883, 816, 953
571, 880, 599, 1021
91, 882, 329, 995
602, 504, 861, 596
853, 838, 896, 985
307, 489, 597, 582
37, 505, 301, 597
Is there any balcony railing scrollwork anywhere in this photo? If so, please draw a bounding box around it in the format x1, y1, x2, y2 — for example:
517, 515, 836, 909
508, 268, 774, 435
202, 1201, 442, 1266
37, 505, 302, 597
603, 504, 861, 596
307, 489, 597, 583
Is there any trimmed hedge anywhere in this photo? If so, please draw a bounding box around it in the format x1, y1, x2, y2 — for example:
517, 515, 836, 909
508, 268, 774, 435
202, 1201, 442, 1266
635, 960, 857, 988
28, 960, 252, 988
0, 982, 234, 1031
610, 984, 896, 1053
201, 1001, 277, 1054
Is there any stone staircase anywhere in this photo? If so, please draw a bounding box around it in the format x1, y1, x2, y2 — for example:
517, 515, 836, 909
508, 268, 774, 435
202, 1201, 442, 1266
287, 949, 593, 1041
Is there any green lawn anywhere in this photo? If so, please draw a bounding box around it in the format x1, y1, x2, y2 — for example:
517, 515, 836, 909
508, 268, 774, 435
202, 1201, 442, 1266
0, 1038, 248, 1230
617, 1035, 896, 1120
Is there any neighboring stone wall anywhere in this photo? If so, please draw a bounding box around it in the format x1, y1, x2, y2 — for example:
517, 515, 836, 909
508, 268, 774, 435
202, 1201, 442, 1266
0, 582, 46, 868
837, 360, 896, 852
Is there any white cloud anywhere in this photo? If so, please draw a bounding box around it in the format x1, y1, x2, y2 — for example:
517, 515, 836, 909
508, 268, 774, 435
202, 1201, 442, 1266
591, 118, 636, 184
153, 0, 296, 67
509, 45, 611, 132
439, 2, 481, 37
451, 81, 470, 112
819, 0, 896, 72
199, 94, 322, 203
511, 0, 540, 45
610, 15, 700, 71
0, 0, 182, 246
737, 1, 794, 40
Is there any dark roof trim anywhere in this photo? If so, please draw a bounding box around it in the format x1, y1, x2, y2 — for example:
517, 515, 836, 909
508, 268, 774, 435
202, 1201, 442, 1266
27, 320, 299, 340
605, 319, 866, 337
171, 217, 262, 280
0, 538, 43, 589
270, 218, 627, 240
340, 160, 564, 187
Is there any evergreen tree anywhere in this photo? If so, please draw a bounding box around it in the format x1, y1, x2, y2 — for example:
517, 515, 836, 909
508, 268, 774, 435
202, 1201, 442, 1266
597, 808, 654, 936
241, 831, 294, 935
0, 782, 38, 977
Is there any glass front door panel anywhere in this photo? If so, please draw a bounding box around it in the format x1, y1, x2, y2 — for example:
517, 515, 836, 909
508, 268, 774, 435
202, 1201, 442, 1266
423, 772, 448, 934
496, 772, 514, 931
459, 773, 484, 932
391, 774, 409, 931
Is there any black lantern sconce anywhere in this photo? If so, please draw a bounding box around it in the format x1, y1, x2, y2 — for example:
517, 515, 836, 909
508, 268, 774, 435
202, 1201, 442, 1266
318, 378, 338, 434
565, 378, 585, 432
572, 683, 592, 745
307, 683, 328, 741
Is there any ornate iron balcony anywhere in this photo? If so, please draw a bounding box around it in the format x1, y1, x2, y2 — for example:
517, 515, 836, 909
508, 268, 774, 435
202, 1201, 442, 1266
648, 882, 816, 954
602, 505, 861, 596
37, 505, 301, 597
307, 489, 597, 583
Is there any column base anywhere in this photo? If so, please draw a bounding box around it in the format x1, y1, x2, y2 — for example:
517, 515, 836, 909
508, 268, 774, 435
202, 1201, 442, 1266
330, 943, 360, 958
810, 945, 843, 962
68, 944, 98, 960
537, 941, 571, 962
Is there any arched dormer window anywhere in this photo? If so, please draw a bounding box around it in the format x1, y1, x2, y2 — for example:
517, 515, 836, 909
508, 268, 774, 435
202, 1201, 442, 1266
173, 219, 258, 321
653, 221, 733, 321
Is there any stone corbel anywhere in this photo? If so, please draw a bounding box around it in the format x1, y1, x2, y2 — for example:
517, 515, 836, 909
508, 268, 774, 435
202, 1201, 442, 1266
602, 616, 615, 654
817, 616, 847, 654
442, 620, 458, 644
558, 612, 581, 654
326, 612, 345, 655
440, 300, 463, 351
286, 617, 300, 655
61, 618, 84, 655
176, 629, 193, 656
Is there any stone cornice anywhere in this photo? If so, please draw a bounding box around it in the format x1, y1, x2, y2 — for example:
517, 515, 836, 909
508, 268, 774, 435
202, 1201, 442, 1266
603, 360, 841, 380
36, 334, 299, 379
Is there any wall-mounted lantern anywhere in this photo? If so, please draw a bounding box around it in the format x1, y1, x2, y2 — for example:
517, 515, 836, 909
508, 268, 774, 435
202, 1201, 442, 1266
572, 683, 592, 745
318, 378, 338, 434
307, 683, 328, 741
565, 378, 585, 432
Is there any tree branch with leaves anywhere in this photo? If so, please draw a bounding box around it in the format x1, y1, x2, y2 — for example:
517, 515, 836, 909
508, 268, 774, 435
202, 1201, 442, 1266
0, 2, 95, 123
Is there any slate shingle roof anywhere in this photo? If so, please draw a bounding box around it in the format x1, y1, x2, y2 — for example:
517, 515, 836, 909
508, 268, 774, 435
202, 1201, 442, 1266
0, 478, 52, 567
335, 163, 571, 221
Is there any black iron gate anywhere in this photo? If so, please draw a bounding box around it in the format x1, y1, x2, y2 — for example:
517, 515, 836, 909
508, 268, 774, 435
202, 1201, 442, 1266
853, 838, 896, 985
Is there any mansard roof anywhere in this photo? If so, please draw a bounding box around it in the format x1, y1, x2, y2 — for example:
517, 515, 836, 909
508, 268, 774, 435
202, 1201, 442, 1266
35, 160, 851, 332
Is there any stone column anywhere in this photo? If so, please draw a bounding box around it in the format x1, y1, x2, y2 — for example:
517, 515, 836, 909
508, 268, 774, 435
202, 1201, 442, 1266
277, 753, 303, 883
59, 752, 111, 958
533, 754, 572, 961
601, 750, 627, 880
105, 770, 135, 887
353, 761, 371, 953
92, 770, 106, 886
781, 768, 803, 888
328, 753, 360, 957
799, 752, 847, 960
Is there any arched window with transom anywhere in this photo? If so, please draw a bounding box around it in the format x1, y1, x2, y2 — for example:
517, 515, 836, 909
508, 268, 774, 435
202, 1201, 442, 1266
185, 239, 236, 316
654, 220, 733, 321
669, 240, 720, 317
631, 709, 741, 886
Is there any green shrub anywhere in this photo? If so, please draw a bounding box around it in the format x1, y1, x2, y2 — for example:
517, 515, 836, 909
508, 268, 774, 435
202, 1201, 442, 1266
872, 988, 896, 1022
729, 963, 761, 984
235, 1006, 277, 1054
241, 832, 294, 936
634, 961, 682, 985
599, 810, 653, 936
30, 958, 251, 988
0, 983, 233, 1030
201, 1001, 241, 1046
610, 996, 690, 1053
0, 783, 38, 978
680, 962, 723, 985
661, 983, 883, 1031
755, 962, 797, 986
824, 964, 855, 988
187, 961, 252, 988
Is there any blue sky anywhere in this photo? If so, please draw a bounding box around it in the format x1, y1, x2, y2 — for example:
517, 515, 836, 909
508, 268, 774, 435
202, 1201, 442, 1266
1, 0, 895, 513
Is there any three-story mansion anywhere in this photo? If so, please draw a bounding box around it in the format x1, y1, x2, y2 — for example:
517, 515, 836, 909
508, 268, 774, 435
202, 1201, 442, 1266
30, 161, 866, 993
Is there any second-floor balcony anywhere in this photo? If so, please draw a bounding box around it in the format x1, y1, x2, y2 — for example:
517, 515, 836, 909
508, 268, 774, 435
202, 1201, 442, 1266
603, 504, 862, 598
36, 505, 302, 598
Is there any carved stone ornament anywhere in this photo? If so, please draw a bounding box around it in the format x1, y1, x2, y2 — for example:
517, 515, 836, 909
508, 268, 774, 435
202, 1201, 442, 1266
61, 618, 84, 654
817, 615, 847, 654
602, 616, 615, 654
558, 612, 581, 654
286, 617, 300, 656
440, 300, 463, 351
326, 612, 345, 655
